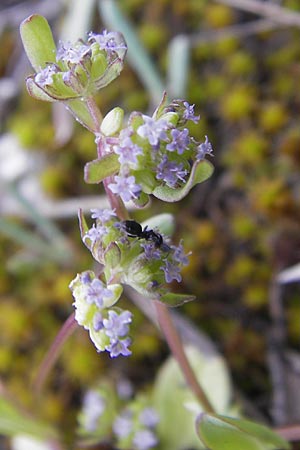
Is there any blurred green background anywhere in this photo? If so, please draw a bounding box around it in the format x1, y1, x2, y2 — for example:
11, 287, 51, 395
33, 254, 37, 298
1, 0, 300, 448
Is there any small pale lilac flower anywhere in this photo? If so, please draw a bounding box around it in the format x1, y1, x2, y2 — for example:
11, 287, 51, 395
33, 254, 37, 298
166, 128, 190, 154
83, 223, 107, 243
103, 310, 132, 339
139, 408, 159, 428
56, 40, 90, 64
161, 260, 182, 283
35, 65, 58, 86
132, 429, 158, 450
171, 242, 190, 266
106, 337, 132, 358
93, 312, 104, 331
137, 116, 169, 146
196, 135, 213, 161
81, 272, 92, 284
62, 70, 75, 85
182, 101, 200, 123
108, 175, 141, 202
90, 208, 116, 222
140, 242, 161, 260
82, 390, 105, 432
117, 378, 133, 399
89, 30, 127, 56
86, 279, 113, 307
156, 155, 187, 188
113, 411, 133, 438
114, 137, 143, 166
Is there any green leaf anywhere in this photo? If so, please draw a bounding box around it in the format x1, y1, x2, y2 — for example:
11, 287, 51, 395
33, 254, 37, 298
20, 15, 56, 71
196, 414, 291, 450
153, 346, 233, 450
104, 242, 121, 267
134, 170, 157, 194
94, 58, 125, 90
152, 91, 168, 119
25, 77, 56, 102
84, 153, 120, 184
152, 160, 214, 202
141, 213, 175, 236
0, 396, 58, 440
132, 192, 150, 208
159, 292, 195, 306
65, 99, 100, 133
78, 209, 90, 241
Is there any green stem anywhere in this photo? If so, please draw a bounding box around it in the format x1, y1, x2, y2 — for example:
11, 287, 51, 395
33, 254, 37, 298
86, 95, 103, 130
155, 301, 215, 413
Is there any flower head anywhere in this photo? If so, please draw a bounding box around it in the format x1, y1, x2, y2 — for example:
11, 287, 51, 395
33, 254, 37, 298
90, 208, 116, 222
113, 411, 133, 438
161, 259, 182, 283
82, 390, 106, 432
108, 175, 141, 203
83, 223, 107, 243
89, 30, 127, 57
132, 429, 158, 450
25, 28, 127, 106
103, 310, 132, 340
196, 135, 214, 161
156, 155, 187, 188
171, 241, 190, 266
137, 116, 169, 147
85, 278, 113, 308
56, 40, 90, 65
114, 137, 142, 166
34, 64, 58, 86
182, 101, 200, 123
166, 128, 190, 154
139, 408, 159, 428
106, 336, 132, 358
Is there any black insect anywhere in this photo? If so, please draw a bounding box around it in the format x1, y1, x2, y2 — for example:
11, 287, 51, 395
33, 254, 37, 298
122, 220, 164, 248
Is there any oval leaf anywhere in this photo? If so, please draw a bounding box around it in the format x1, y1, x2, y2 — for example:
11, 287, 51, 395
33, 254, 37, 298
152, 160, 214, 202
196, 414, 291, 450
159, 292, 195, 307
153, 346, 233, 450
25, 77, 56, 102
141, 213, 175, 236
84, 153, 120, 184
20, 15, 56, 71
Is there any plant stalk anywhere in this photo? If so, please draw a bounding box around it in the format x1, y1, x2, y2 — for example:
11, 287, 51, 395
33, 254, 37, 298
34, 312, 77, 393
155, 301, 215, 413
88, 95, 213, 412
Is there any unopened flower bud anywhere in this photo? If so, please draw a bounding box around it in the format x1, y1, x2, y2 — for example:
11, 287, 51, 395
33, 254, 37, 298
101, 107, 124, 136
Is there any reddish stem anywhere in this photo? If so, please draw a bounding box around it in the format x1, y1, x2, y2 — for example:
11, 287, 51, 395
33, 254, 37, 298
155, 301, 215, 413
34, 313, 77, 393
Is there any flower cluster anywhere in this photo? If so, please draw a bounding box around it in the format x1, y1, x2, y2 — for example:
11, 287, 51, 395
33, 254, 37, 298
26, 29, 127, 102
70, 270, 131, 358
79, 385, 159, 450
70, 209, 193, 356
113, 405, 159, 450
90, 95, 214, 206
80, 208, 191, 297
